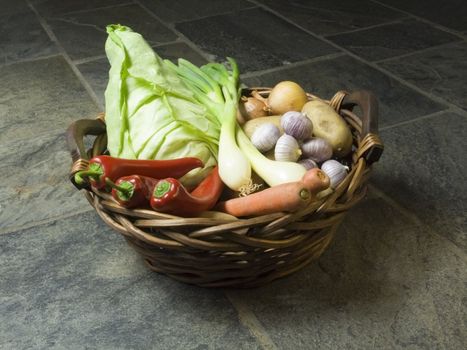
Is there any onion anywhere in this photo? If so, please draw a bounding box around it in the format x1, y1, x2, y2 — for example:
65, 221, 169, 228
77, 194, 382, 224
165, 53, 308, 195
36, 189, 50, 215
239, 96, 268, 120
267, 81, 308, 115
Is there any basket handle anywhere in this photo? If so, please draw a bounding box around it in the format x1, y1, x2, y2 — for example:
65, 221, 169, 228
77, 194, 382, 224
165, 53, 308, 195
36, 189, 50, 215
341, 90, 383, 164
66, 117, 106, 189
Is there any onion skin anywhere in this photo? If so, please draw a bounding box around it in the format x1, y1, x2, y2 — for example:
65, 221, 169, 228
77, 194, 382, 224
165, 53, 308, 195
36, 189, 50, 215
267, 81, 308, 115
239, 96, 268, 120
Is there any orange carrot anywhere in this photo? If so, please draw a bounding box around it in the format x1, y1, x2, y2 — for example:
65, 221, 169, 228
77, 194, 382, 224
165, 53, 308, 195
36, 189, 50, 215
216, 168, 330, 217
215, 183, 307, 217
301, 168, 330, 192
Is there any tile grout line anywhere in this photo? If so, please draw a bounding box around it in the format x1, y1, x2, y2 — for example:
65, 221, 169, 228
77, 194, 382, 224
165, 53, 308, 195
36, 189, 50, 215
248, 0, 467, 119
0, 208, 94, 236
73, 54, 108, 66
379, 109, 452, 131
56, 1, 136, 17
375, 39, 466, 64
369, 0, 467, 41
0, 53, 63, 68
171, 5, 260, 25
240, 52, 346, 79
225, 291, 279, 350
27, 0, 104, 111
368, 184, 467, 262
134, 0, 216, 63
324, 16, 411, 38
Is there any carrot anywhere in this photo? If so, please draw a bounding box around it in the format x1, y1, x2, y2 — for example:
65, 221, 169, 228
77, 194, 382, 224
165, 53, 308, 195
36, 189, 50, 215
216, 168, 330, 217
215, 182, 308, 217
301, 168, 330, 192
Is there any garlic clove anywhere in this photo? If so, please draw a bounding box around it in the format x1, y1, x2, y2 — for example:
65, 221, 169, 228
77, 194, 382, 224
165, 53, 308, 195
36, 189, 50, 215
301, 137, 333, 163
298, 158, 318, 170
281, 111, 313, 141
250, 123, 281, 153
320, 159, 348, 188
274, 134, 302, 162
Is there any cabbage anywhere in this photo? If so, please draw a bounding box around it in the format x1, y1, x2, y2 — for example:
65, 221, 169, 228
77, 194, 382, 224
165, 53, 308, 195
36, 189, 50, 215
104, 24, 220, 187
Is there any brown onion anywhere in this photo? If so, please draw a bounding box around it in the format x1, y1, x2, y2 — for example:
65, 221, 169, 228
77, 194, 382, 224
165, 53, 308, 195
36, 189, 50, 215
239, 96, 268, 120
267, 81, 308, 115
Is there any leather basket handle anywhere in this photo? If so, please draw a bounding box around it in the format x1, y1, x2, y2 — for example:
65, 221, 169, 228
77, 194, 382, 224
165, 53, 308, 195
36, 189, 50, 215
66, 118, 106, 189
341, 90, 383, 164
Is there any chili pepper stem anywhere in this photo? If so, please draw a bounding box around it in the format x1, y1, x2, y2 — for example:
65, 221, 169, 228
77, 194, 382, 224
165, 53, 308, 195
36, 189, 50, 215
154, 180, 172, 198
105, 178, 132, 196
74, 170, 102, 185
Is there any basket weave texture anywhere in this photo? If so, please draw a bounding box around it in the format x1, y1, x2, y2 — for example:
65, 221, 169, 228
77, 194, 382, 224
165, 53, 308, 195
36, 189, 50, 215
68, 88, 383, 288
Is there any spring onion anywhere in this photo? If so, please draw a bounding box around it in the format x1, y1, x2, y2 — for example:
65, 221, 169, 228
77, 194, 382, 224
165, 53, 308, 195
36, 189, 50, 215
165, 58, 252, 192
236, 128, 307, 187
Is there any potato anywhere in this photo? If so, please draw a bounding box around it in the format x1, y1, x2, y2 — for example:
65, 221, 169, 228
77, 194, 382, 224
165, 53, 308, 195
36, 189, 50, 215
242, 116, 283, 139
302, 100, 352, 157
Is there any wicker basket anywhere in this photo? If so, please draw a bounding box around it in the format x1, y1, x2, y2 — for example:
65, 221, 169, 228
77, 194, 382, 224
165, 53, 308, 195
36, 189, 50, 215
66, 88, 383, 288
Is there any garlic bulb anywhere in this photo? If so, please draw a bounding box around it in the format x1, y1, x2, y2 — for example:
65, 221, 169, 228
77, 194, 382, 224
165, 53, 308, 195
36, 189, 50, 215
281, 111, 313, 141
250, 123, 281, 152
298, 158, 318, 170
274, 134, 302, 162
301, 138, 333, 163
321, 160, 348, 188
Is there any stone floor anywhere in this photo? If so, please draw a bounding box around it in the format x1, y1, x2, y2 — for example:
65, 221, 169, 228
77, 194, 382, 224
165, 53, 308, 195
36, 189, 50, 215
1, 0, 466, 349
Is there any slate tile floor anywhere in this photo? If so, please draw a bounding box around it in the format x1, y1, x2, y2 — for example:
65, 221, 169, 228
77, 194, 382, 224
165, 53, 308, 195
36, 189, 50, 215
1, 0, 466, 349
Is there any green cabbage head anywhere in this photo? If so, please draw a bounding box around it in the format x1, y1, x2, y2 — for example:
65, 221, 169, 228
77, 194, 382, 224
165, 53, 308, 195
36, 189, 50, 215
104, 24, 220, 187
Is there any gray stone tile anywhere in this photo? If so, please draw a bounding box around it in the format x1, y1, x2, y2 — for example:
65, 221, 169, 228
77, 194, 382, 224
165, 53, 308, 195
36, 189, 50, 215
372, 112, 467, 250
0, 132, 90, 233
155, 41, 209, 66
175, 7, 338, 73
0, 0, 58, 65
377, 0, 467, 32
242, 55, 446, 127
45, 3, 177, 61
228, 192, 467, 349
139, 0, 255, 23
379, 41, 467, 110
0, 0, 31, 16
78, 42, 208, 107
0, 56, 98, 145
0, 211, 260, 349
30, 0, 130, 17
257, 0, 406, 36
327, 19, 460, 61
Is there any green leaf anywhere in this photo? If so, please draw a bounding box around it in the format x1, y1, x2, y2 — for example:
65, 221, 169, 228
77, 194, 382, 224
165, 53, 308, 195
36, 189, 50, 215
104, 25, 220, 187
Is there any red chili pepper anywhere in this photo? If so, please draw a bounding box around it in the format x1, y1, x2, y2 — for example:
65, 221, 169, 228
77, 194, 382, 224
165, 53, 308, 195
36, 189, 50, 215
150, 166, 224, 216
108, 175, 159, 208
74, 155, 203, 190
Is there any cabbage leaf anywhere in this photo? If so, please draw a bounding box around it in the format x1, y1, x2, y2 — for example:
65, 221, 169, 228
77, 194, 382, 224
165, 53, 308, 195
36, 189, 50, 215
104, 24, 220, 186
